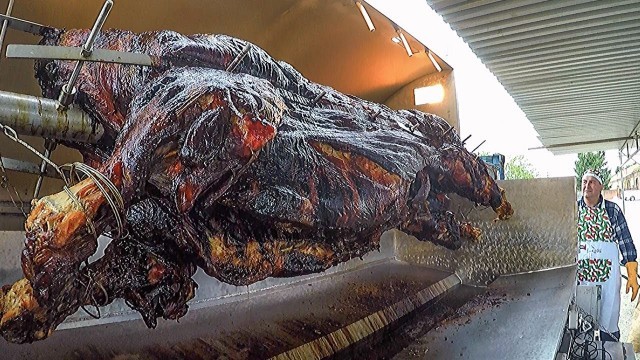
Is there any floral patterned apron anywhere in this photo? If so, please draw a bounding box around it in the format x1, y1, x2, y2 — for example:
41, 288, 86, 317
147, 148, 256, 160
577, 200, 621, 334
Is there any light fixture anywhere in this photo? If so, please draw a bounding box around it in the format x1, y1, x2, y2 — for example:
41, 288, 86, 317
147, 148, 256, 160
426, 49, 442, 72
397, 29, 413, 57
427, 49, 442, 72
414, 84, 444, 105
391, 36, 401, 44
355, 1, 375, 32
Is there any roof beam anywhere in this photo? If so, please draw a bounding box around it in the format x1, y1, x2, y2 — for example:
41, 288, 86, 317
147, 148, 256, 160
464, 7, 640, 45
519, 98, 639, 111
455, 0, 625, 34
475, 22, 640, 56
505, 72, 640, 92
433, 0, 546, 19
472, 16, 640, 50
501, 62, 640, 84
483, 31, 640, 64
487, 42, 640, 71
525, 106, 640, 118
514, 83, 640, 102
533, 136, 633, 149
490, 47, 640, 73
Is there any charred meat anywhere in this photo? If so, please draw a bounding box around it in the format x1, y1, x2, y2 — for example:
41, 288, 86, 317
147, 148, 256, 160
0, 29, 512, 343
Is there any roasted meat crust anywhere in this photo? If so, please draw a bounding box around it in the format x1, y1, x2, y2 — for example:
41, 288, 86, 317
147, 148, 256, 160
0, 29, 512, 343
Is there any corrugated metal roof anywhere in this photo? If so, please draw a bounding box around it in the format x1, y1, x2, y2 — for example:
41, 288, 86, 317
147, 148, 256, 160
426, 0, 640, 155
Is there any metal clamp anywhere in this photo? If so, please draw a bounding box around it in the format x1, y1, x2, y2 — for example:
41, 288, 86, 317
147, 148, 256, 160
58, 0, 113, 109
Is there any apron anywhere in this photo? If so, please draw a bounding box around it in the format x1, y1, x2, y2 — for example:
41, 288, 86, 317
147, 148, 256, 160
577, 200, 621, 334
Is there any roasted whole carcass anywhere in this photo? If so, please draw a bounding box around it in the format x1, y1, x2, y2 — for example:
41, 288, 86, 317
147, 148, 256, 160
0, 28, 513, 343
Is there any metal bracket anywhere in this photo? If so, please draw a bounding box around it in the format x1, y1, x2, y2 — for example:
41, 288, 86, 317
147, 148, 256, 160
0, 13, 53, 36
0, 156, 60, 179
6, 44, 153, 66
57, 0, 114, 109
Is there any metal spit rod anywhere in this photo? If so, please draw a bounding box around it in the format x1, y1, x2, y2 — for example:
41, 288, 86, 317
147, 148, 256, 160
0, 0, 15, 67
32, 139, 57, 199
0, 90, 102, 142
58, 0, 113, 108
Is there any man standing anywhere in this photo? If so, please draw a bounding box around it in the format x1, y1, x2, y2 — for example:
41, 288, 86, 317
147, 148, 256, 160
578, 169, 639, 341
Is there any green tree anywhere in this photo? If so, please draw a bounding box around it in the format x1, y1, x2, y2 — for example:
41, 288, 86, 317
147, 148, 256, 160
574, 151, 611, 190
505, 155, 538, 180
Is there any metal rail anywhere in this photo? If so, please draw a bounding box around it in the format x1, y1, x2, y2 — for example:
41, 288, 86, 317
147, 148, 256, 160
0, 90, 102, 143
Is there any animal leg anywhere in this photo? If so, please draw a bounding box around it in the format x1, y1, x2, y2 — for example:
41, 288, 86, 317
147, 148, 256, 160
403, 172, 480, 249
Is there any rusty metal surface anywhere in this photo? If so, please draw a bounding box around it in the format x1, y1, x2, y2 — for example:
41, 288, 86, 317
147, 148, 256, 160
2, 261, 450, 359
396, 177, 577, 285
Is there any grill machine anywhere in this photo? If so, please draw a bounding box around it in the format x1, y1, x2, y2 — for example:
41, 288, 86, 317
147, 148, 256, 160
0, 1, 631, 359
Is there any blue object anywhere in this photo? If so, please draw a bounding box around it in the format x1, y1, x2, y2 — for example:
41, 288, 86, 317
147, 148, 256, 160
479, 153, 505, 180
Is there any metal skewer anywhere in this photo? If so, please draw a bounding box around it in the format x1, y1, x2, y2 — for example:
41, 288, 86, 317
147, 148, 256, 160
33, 139, 57, 199
226, 43, 251, 72
58, 0, 113, 109
471, 140, 486, 153
0, 0, 15, 68
311, 90, 326, 105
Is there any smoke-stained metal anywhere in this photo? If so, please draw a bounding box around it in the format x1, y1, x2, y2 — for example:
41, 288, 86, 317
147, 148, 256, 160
0, 0, 15, 63
396, 177, 577, 285
0, 90, 102, 143
0, 13, 51, 36
58, 0, 114, 109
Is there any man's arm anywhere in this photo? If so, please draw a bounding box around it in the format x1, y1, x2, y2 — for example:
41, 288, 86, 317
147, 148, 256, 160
608, 201, 639, 301
609, 202, 637, 264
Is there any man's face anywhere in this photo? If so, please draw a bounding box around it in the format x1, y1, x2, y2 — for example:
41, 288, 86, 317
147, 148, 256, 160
582, 176, 603, 199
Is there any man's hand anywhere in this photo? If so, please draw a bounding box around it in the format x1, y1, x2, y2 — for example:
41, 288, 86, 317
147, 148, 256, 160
626, 261, 639, 301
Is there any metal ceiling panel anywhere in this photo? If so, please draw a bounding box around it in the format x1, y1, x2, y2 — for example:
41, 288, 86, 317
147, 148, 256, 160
426, 0, 640, 154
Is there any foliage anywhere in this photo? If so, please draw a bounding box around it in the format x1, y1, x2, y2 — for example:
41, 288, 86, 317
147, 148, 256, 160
505, 155, 538, 180
574, 151, 611, 190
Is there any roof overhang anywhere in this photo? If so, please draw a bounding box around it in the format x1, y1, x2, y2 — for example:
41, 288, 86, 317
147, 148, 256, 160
426, 0, 640, 155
